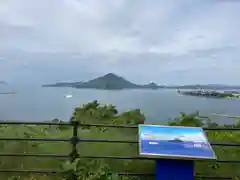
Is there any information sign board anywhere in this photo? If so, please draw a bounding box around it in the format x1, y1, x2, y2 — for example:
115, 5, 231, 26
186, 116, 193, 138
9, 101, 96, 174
139, 125, 216, 160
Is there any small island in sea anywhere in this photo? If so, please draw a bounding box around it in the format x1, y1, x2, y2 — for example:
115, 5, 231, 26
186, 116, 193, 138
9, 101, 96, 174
42, 73, 165, 90
177, 89, 240, 99
0, 92, 17, 95
0, 81, 7, 85
0, 81, 17, 94
166, 84, 240, 90
168, 138, 184, 142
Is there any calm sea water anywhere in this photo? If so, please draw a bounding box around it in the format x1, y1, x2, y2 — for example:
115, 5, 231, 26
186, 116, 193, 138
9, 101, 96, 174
0, 85, 240, 124
140, 140, 214, 158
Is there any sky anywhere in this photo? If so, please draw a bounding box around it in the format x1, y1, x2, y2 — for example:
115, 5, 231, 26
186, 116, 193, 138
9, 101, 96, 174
0, 0, 240, 85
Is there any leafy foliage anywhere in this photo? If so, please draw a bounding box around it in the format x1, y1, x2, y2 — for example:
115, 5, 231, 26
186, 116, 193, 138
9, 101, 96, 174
71, 100, 145, 126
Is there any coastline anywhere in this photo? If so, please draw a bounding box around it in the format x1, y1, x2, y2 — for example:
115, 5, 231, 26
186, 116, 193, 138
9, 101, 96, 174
177, 90, 240, 100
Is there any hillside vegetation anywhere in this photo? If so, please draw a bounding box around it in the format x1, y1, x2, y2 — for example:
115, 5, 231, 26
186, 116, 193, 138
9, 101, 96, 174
0, 101, 239, 180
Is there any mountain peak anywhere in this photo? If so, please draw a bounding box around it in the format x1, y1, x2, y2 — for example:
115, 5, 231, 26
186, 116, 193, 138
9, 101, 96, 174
103, 73, 120, 78
99, 73, 127, 82
148, 82, 157, 86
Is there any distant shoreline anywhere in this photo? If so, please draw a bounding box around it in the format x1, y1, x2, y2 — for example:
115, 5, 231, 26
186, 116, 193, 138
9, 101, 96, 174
177, 90, 240, 99
0, 92, 17, 95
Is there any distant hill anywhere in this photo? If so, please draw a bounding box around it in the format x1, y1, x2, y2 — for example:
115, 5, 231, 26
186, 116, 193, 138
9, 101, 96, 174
74, 73, 138, 89
0, 81, 7, 85
42, 73, 164, 90
42, 82, 83, 87
141, 82, 164, 89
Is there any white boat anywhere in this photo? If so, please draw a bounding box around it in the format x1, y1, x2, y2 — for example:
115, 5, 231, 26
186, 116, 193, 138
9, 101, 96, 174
64, 94, 73, 98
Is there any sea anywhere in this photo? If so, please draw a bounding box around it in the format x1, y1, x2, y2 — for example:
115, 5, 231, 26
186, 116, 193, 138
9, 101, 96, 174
0, 84, 240, 124
140, 140, 215, 158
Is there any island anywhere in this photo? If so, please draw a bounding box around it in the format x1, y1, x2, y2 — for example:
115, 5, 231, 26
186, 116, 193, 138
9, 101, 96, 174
177, 89, 240, 99
167, 84, 240, 90
0, 92, 17, 95
0, 81, 17, 94
42, 82, 83, 87
42, 73, 165, 90
168, 138, 184, 142
0, 81, 7, 85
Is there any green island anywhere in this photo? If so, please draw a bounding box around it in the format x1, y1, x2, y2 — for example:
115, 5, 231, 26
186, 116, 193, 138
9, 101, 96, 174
178, 89, 240, 99
0, 100, 240, 180
0, 92, 17, 95
42, 73, 163, 90
0, 81, 7, 84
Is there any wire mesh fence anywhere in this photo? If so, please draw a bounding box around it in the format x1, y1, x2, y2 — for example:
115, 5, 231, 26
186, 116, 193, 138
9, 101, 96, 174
0, 121, 239, 180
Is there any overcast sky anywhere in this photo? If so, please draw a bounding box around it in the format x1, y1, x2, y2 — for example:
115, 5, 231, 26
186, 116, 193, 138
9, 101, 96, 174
0, 0, 240, 85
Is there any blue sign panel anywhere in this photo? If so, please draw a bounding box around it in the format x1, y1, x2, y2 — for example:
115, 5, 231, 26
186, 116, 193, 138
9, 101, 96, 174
139, 125, 216, 160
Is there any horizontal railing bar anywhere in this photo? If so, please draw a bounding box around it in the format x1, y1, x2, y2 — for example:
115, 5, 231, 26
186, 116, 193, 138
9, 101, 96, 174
216, 160, 240, 163
78, 139, 240, 147
78, 155, 240, 163
0, 138, 239, 147
117, 173, 233, 179
204, 128, 240, 131
195, 176, 232, 180
79, 123, 240, 130
80, 155, 150, 160
0, 169, 64, 174
0, 154, 238, 164
0, 138, 71, 142
0, 121, 136, 128
79, 139, 137, 143
0, 121, 137, 128
117, 172, 154, 176
120, 174, 232, 179
0, 121, 72, 126
0, 154, 68, 158
78, 123, 138, 128
210, 142, 240, 147
1, 121, 240, 131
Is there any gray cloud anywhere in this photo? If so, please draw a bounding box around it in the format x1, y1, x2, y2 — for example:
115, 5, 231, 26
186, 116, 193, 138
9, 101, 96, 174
0, 0, 240, 85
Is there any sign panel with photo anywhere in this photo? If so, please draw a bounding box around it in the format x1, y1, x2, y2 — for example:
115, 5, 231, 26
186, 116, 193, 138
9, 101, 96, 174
139, 125, 217, 160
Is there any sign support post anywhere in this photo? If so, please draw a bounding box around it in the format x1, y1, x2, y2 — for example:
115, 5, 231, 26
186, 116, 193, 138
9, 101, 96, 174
156, 158, 194, 180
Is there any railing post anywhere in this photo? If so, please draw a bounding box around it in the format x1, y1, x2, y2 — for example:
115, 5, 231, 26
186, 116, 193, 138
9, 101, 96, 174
68, 121, 79, 180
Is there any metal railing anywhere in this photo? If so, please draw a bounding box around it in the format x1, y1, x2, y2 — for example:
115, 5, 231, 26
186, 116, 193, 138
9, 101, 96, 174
0, 121, 239, 180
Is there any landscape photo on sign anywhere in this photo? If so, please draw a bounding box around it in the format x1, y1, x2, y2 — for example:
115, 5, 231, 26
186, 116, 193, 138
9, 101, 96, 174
139, 125, 217, 160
